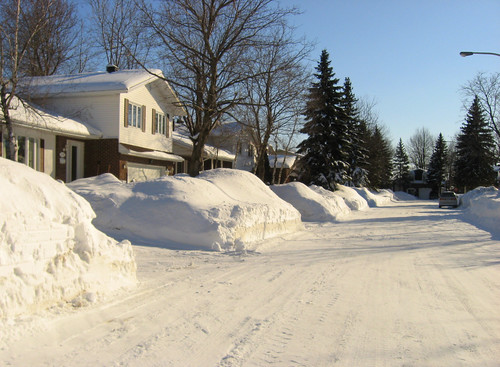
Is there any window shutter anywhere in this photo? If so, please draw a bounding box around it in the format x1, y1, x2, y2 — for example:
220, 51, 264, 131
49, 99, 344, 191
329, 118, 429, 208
152, 109, 156, 134
40, 139, 45, 172
166, 117, 170, 138
142, 105, 146, 132
124, 99, 129, 127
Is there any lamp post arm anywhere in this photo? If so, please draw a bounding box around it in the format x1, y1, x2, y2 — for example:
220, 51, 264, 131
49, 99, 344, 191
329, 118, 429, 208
460, 51, 500, 57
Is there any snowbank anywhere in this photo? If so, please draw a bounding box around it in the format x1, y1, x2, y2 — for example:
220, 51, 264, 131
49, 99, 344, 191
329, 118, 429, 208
460, 186, 500, 236
353, 187, 394, 207
270, 182, 350, 222
0, 158, 136, 319
69, 169, 303, 251
332, 185, 369, 211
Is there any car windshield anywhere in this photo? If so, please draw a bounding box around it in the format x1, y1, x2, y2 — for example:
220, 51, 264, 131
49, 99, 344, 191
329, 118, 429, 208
440, 192, 455, 198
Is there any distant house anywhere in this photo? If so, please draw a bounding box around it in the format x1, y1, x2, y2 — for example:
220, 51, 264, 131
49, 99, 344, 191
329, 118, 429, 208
206, 121, 254, 171
1, 68, 186, 182
406, 169, 433, 199
268, 152, 298, 184
172, 123, 235, 174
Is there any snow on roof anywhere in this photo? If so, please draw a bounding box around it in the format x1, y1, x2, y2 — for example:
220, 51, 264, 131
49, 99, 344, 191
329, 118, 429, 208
269, 154, 297, 169
118, 144, 184, 163
2, 96, 101, 138
22, 69, 164, 96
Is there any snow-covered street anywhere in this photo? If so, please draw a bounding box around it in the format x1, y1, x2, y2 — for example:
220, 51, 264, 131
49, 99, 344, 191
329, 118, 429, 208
2, 200, 498, 366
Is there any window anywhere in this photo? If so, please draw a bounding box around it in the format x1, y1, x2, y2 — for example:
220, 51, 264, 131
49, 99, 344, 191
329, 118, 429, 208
156, 112, 167, 135
127, 102, 143, 129
2, 135, 40, 170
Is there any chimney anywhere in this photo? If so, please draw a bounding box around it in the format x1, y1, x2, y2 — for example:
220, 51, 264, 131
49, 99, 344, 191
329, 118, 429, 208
106, 64, 119, 73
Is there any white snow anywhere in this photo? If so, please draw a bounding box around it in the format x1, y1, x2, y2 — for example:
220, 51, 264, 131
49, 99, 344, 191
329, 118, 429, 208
0, 158, 136, 319
68, 169, 303, 251
460, 186, 500, 235
271, 182, 350, 221
1, 160, 499, 366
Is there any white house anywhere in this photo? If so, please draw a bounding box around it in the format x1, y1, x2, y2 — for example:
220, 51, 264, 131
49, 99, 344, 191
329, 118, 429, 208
9, 67, 186, 182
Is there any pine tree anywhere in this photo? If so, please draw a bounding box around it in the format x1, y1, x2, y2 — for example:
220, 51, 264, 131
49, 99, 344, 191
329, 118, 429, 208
366, 125, 393, 189
454, 96, 496, 191
297, 50, 350, 190
342, 77, 368, 187
393, 138, 411, 191
427, 133, 448, 194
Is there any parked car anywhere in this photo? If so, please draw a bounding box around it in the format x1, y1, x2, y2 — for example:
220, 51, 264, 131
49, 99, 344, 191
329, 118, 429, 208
439, 191, 459, 208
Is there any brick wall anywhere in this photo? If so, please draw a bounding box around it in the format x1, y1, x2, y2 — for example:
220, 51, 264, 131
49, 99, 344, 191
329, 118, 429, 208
85, 138, 122, 179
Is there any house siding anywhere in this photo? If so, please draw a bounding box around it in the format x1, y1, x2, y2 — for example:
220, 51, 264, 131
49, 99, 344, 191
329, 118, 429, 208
119, 84, 174, 152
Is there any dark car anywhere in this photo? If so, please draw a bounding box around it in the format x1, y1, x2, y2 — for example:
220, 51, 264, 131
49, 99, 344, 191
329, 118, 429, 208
439, 191, 459, 208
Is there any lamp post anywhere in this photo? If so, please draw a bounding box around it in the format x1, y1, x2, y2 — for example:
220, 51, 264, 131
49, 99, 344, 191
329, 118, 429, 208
460, 51, 500, 57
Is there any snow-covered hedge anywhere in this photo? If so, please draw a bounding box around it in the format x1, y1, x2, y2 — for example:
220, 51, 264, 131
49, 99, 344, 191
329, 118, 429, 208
69, 169, 303, 251
0, 158, 136, 318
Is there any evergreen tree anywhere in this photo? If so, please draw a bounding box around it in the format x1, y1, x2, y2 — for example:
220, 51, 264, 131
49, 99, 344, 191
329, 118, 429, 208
392, 138, 411, 191
427, 133, 448, 194
297, 50, 350, 190
454, 96, 497, 191
342, 77, 368, 187
366, 125, 393, 189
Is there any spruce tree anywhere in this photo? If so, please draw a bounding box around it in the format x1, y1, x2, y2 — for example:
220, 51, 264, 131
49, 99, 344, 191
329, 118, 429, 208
427, 133, 448, 194
342, 77, 368, 187
297, 50, 350, 190
393, 138, 411, 191
366, 125, 393, 189
454, 96, 496, 191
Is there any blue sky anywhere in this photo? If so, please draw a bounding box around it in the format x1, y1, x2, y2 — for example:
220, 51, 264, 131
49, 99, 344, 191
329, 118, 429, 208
280, 0, 500, 146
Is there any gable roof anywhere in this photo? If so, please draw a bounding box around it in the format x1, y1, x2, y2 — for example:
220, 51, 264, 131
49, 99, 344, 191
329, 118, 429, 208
22, 69, 164, 97
1, 96, 101, 138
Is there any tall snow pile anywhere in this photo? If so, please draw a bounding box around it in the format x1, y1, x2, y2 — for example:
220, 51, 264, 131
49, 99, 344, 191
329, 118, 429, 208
0, 158, 136, 319
68, 169, 303, 251
271, 182, 350, 222
460, 186, 500, 235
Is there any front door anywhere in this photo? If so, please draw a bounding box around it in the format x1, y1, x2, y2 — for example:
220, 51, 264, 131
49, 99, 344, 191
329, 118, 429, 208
66, 140, 84, 182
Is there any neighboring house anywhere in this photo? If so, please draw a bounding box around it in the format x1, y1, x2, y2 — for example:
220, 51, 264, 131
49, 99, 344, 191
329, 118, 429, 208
173, 123, 235, 174
268, 152, 298, 184
1, 96, 101, 181
407, 169, 432, 199
207, 121, 255, 172
9, 68, 185, 182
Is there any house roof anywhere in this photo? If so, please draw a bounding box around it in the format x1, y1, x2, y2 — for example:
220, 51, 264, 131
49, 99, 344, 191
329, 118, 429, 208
1, 96, 102, 138
22, 69, 164, 96
21, 68, 187, 117
269, 154, 297, 169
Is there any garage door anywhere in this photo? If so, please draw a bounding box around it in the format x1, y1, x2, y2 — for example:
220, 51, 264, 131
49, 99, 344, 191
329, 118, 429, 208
127, 162, 166, 182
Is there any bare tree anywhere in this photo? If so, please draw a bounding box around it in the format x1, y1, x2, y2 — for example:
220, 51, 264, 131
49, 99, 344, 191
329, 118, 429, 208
17, 0, 78, 76
137, 0, 295, 177
407, 127, 435, 170
1, 0, 52, 160
235, 21, 311, 182
87, 0, 150, 69
461, 71, 500, 153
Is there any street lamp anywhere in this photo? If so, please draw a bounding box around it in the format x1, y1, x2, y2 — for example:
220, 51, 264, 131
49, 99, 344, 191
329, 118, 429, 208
460, 51, 500, 57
